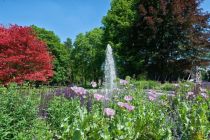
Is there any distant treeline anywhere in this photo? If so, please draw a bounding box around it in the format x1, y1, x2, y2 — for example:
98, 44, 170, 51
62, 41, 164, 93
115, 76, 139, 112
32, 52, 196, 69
1, 0, 210, 86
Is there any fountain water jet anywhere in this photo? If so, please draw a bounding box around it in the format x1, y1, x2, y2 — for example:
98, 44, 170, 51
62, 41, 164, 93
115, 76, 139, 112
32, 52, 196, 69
104, 44, 117, 98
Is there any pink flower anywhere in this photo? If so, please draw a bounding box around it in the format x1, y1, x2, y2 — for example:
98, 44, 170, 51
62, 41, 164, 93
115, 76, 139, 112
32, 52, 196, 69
93, 94, 104, 101
147, 90, 157, 101
123, 103, 135, 111
124, 96, 133, 101
201, 93, 208, 99
104, 108, 115, 117
117, 102, 135, 111
71, 86, 86, 95
148, 95, 156, 101
120, 79, 128, 85
117, 102, 125, 107
91, 81, 97, 88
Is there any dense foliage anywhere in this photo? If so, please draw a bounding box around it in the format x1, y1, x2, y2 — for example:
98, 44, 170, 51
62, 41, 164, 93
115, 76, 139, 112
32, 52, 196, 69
0, 25, 53, 85
72, 28, 105, 86
31, 25, 72, 85
0, 81, 209, 139
102, 0, 139, 77
103, 0, 210, 81
0, 84, 53, 139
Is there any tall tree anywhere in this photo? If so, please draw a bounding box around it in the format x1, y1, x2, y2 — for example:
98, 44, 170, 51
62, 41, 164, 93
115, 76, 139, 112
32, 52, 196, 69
64, 38, 73, 49
0, 25, 53, 85
102, 0, 140, 77
72, 28, 105, 85
31, 25, 72, 85
72, 33, 90, 85
134, 0, 210, 81
64, 37, 73, 82
103, 0, 210, 81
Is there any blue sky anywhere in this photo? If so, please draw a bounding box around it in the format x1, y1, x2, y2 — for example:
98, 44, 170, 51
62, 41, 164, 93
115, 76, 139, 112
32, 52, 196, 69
0, 0, 110, 42
0, 0, 209, 42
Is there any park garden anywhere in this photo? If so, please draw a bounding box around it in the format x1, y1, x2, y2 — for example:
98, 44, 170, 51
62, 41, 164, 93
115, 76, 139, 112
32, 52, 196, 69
0, 0, 210, 139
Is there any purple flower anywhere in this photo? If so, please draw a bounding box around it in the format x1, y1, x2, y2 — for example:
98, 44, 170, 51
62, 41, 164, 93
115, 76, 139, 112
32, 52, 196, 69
124, 103, 135, 111
91, 81, 97, 88
124, 96, 133, 101
104, 97, 110, 101
93, 94, 104, 101
120, 79, 128, 85
104, 108, 115, 117
117, 102, 125, 107
117, 102, 135, 111
201, 93, 209, 99
148, 95, 156, 101
147, 90, 158, 101
71, 86, 86, 96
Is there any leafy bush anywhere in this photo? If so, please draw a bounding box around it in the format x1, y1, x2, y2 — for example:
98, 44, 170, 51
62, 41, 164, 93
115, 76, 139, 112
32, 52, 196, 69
0, 84, 54, 139
0, 86, 37, 139
15, 119, 54, 140
134, 80, 161, 90
161, 82, 177, 91
47, 96, 81, 130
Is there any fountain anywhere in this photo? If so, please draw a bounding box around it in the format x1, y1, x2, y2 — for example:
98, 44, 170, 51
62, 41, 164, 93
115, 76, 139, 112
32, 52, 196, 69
104, 44, 117, 98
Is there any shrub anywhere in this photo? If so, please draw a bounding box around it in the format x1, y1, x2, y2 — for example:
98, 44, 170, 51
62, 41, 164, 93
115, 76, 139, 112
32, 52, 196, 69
0, 86, 37, 139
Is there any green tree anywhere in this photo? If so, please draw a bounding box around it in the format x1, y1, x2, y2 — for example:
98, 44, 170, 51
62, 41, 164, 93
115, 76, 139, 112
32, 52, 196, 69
72, 28, 105, 85
31, 25, 72, 85
64, 38, 74, 82
103, 0, 210, 81
64, 38, 73, 49
102, 0, 140, 77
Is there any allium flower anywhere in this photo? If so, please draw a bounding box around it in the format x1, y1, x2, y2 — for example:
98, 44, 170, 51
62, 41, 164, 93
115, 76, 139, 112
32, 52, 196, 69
147, 90, 157, 101
201, 93, 209, 99
71, 86, 86, 96
148, 95, 157, 101
117, 102, 125, 107
120, 79, 128, 85
91, 81, 97, 88
124, 103, 135, 111
93, 94, 104, 101
124, 96, 133, 101
117, 102, 135, 111
104, 108, 115, 117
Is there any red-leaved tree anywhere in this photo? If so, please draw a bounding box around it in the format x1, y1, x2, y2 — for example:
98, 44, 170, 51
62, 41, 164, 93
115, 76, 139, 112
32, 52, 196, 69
0, 25, 53, 85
